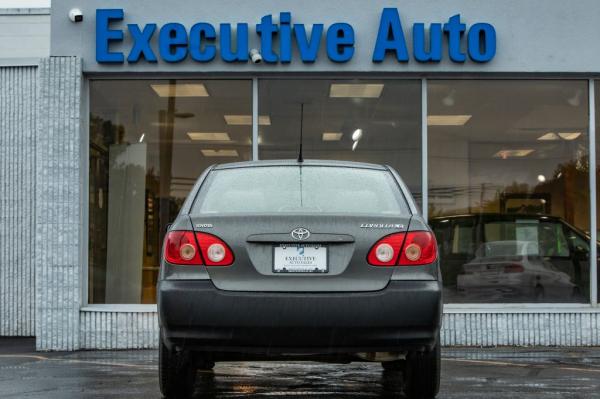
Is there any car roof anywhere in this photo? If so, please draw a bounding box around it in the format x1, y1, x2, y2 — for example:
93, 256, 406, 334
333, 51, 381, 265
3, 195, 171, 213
212, 159, 388, 171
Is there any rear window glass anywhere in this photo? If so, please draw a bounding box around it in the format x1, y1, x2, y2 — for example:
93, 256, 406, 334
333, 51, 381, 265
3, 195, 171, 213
191, 166, 410, 215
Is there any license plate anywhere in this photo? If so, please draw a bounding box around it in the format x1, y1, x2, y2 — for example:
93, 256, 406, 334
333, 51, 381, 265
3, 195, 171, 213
273, 244, 328, 273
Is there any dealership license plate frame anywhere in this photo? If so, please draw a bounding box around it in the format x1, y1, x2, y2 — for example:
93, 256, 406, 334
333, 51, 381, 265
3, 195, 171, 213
273, 244, 328, 273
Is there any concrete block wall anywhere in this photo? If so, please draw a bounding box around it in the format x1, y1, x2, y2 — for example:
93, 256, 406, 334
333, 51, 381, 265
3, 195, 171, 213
442, 311, 600, 346
76, 309, 600, 350
0, 65, 37, 337
80, 310, 159, 349
34, 56, 82, 350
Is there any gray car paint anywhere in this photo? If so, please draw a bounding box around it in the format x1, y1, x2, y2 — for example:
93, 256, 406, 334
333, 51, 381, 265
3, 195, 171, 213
161, 160, 440, 291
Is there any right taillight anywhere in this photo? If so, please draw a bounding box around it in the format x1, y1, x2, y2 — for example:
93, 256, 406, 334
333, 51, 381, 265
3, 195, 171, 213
503, 264, 524, 273
398, 231, 437, 266
163, 231, 203, 265
367, 231, 437, 267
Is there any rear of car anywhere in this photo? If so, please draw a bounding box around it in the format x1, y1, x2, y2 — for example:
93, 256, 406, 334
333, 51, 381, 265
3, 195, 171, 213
158, 160, 442, 398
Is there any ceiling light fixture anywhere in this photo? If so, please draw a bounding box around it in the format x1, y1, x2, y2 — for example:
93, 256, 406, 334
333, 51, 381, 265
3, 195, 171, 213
427, 115, 472, 126
351, 128, 363, 151
329, 83, 384, 98
351, 129, 363, 142
187, 132, 231, 141
201, 149, 239, 157
224, 115, 271, 126
322, 132, 343, 141
150, 83, 209, 97
138, 133, 145, 143
558, 132, 582, 140
537, 132, 560, 141
493, 149, 535, 159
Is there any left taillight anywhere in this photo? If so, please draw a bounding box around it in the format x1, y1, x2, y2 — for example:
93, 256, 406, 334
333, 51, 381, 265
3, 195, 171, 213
163, 231, 203, 265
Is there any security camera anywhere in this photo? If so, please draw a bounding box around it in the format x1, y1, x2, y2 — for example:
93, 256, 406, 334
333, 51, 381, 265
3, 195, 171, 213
68, 8, 83, 23
249, 49, 262, 64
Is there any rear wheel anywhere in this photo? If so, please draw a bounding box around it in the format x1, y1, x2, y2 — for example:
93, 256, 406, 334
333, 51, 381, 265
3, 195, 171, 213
159, 335, 197, 398
404, 338, 441, 398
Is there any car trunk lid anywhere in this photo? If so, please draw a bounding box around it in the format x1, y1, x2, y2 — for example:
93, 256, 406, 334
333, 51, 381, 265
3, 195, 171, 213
191, 214, 411, 292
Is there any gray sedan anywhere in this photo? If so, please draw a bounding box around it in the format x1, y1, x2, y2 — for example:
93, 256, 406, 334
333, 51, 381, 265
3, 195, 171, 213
158, 160, 442, 398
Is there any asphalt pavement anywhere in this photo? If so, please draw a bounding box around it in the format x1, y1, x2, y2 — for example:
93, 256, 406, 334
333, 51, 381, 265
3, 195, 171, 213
0, 338, 599, 398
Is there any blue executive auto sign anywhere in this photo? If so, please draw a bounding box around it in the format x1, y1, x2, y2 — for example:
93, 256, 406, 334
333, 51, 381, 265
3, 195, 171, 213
96, 8, 496, 65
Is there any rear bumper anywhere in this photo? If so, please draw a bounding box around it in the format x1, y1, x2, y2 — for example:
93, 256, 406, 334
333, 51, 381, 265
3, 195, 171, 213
158, 280, 442, 355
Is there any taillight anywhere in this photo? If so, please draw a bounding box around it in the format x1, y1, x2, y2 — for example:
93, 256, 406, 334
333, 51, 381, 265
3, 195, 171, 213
163, 231, 203, 265
367, 233, 406, 266
367, 231, 437, 267
503, 264, 524, 273
398, 231, 437, 266
195, 232, 234, 266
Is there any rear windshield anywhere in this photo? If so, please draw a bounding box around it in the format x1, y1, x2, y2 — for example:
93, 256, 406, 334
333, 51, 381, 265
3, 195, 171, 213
191, 166, 410, 215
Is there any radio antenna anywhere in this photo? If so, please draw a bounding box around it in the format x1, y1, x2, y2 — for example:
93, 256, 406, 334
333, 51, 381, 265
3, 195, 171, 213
297, 103, 304, 163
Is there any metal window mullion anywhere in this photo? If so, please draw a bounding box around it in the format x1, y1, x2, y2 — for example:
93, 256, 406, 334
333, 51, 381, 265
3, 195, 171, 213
252, 78, 259, 160
421, 78, 428, 222
589, 79, 598, 306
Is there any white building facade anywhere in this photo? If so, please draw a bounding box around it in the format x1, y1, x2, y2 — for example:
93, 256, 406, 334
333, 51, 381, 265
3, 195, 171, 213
0, 1, 599, 350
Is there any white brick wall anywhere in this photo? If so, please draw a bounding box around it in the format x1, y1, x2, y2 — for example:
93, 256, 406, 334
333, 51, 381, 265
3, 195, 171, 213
442, 311, 600, 347
76, 309, 600, 349
34, 56, 82, 350
0, 66, 37, 337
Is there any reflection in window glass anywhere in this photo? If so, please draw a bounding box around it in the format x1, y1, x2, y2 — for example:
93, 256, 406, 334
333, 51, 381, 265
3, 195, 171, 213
428, 80, 590, 303
89, 80, 252, 303
258, 80, 422, 205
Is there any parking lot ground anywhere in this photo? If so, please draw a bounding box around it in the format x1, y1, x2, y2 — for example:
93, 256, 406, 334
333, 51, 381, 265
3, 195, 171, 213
0, 338, 599, 398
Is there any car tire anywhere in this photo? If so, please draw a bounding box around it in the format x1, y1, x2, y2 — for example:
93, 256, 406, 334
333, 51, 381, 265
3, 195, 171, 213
404, 336, 441, 399
159, 335, 197, 398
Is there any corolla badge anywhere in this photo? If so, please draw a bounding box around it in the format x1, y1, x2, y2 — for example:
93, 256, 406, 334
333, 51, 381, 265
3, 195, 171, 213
291, 227, 310, 240
360, 223, 404, 229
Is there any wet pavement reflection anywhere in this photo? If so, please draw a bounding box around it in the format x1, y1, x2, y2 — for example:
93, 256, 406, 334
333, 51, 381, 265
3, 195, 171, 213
0, 339, 599, 398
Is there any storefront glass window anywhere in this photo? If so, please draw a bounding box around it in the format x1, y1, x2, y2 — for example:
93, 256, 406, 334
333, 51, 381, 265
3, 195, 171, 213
428, 80, 590, 303
89, 80, 252, 304
258, 79, 423, 205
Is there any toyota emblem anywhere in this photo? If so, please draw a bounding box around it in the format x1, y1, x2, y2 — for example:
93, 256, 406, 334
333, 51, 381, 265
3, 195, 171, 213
291, 227, 310, 240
